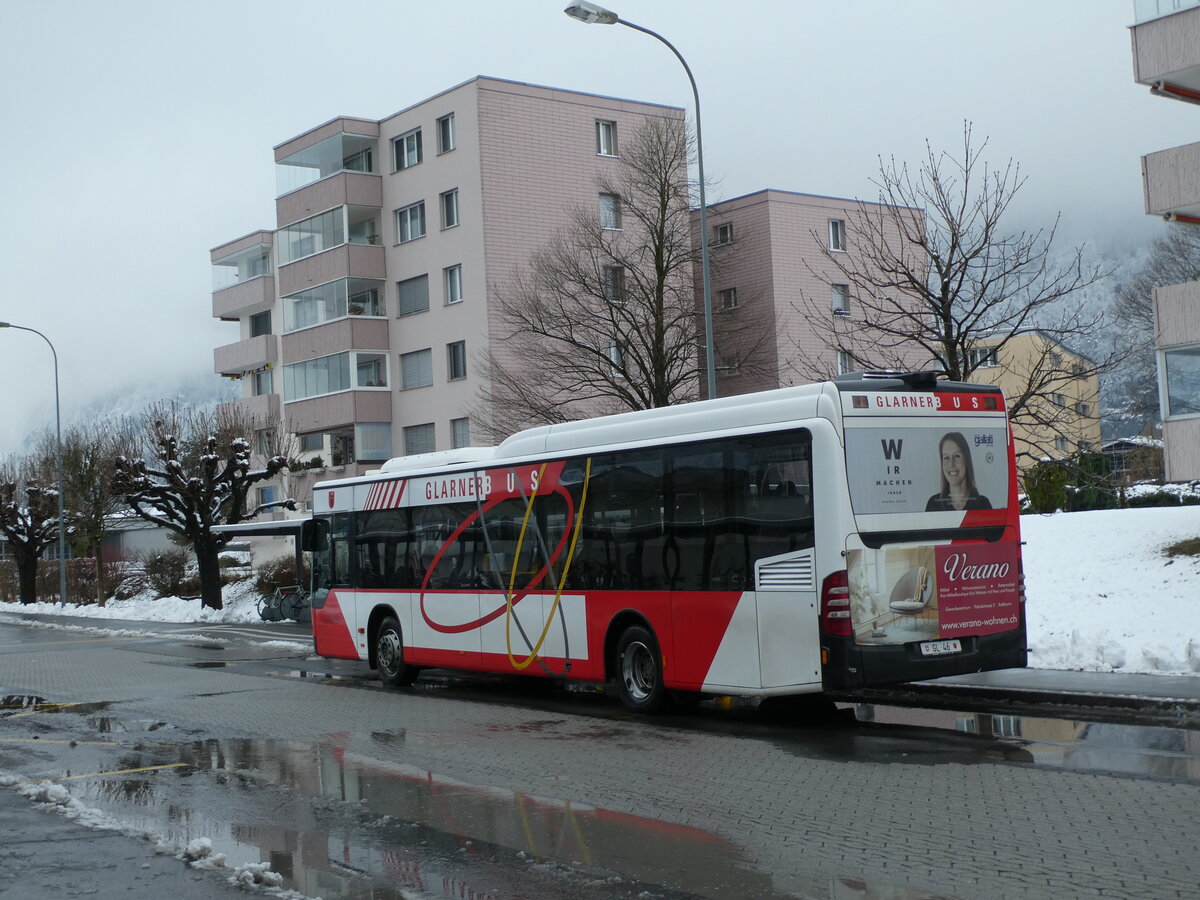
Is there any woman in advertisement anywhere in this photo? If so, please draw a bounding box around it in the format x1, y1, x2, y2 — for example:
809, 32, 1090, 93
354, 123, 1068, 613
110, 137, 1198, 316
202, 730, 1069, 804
926, 432, 992, 512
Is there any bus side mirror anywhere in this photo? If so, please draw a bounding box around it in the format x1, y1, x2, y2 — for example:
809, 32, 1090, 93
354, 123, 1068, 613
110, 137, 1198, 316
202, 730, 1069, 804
301, 520, 327, 551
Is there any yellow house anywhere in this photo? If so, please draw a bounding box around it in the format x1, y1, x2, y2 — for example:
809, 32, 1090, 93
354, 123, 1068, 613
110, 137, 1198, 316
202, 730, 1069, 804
965, 332, 1102, 472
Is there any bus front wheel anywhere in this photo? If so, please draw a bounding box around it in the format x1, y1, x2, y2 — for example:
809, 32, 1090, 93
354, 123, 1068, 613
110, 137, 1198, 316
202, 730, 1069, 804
616, 625, 667, 714
376, 617, 419, 688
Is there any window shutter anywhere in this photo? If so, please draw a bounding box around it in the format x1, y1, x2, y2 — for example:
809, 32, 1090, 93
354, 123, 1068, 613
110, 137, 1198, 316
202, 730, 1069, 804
397, 275, 430, 316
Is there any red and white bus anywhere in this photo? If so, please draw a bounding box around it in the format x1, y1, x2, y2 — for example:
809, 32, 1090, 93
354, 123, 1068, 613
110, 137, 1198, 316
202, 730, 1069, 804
305, 371, 1026, 713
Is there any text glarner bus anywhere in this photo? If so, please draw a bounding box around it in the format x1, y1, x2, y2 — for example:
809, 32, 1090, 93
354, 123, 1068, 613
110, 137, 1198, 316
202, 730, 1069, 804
306, 372, 1026, 712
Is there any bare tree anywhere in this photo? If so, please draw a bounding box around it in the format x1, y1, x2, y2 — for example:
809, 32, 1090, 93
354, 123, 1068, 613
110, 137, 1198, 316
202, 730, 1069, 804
1108, 223, 1200, 432
0, 461, 67, 604
32, 422, 137, 606
792, 123, 1124, 461
113, 403, 292, 610
476, 117, 763, 442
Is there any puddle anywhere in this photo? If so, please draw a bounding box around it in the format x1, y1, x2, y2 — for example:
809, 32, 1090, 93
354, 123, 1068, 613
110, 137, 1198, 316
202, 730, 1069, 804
59, 735, 788, 899
850, 705, 1200, 781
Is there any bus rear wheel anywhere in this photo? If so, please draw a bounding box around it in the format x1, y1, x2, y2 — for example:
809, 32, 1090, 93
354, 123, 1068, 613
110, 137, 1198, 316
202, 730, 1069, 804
616, 624, 667, 714
376, 617, 419, 687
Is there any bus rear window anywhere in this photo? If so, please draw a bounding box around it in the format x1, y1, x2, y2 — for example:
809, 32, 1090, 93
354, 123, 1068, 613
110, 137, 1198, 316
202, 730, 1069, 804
844, 424, 1008, 515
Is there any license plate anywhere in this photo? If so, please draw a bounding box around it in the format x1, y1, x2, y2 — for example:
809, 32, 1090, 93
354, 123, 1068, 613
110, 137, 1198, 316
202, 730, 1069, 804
920, 639, 962, 656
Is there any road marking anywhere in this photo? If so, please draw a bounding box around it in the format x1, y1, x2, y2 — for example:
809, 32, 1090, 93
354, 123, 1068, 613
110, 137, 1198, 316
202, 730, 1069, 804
48, 763, 189, 782
5, 702, 87, 718
0, 738, 119, 746
0, 636, 145, 648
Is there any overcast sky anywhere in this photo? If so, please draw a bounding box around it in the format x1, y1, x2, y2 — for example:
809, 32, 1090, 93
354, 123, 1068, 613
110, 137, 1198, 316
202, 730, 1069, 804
0, 0, 1192, 456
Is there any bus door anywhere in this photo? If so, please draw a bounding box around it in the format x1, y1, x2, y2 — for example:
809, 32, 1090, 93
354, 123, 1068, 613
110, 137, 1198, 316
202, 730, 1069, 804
746, 432, 821, 689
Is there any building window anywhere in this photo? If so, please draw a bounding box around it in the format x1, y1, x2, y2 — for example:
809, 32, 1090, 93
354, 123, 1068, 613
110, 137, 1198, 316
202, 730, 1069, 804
396, 201, 426, 243
249, 310, 271, 337
393, 128, 422, 170
401, 348, 433, 390
451, 417, 470, 449
253, 368, 273, 396
1075, 401, 1091, 417
719, 287, 739, 310
355, 352, 387, 387
1055, 436, 1070, 453
829, 219, 846, 252
299, 433, 323, 453
256, 486, 277, 508
608, 340, 625, 376
600, 193, 622, 230
437, 114, 455, 153
440, 189, 459, 229
444, 264, 463, 304
1162, 345, 1200, 419
397, 274, 430, 316
447, 340, 467, 381
404, 423, 436, 456
278, 208, 344, 264
836, 350, 852, 375
832, 284, 851, 316
602, 266, 624, 304
1051, 393, 1067, 408
714, 222, 733, 245
284, 352, 352, 401
254, 428, 276, 457
596, 120, 618, 156
969, 347, 999, 368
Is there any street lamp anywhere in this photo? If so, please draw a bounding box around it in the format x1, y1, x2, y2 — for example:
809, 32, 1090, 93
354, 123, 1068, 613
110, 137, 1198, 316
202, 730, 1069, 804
564, 2, 718, 400
0, 322, 68, 607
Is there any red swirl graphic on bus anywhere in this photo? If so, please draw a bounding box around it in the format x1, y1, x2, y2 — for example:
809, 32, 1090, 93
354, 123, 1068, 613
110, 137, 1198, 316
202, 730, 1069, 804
418, 462, 575, 634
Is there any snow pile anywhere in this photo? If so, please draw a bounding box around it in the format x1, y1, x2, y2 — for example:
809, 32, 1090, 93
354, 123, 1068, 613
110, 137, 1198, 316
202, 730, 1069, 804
1022, 506, 1200, 675
8, 578, 264, 624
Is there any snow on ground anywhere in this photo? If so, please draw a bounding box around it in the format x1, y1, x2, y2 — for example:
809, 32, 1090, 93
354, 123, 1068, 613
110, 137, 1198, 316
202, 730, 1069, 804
3, 505, 1200, 676
1021, 505, 1200, 676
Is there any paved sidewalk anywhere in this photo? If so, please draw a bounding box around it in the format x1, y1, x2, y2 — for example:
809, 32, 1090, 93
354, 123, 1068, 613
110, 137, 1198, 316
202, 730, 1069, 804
0, 789, 247, 899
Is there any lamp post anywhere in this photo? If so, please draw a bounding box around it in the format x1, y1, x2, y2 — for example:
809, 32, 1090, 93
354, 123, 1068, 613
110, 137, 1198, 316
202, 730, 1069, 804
564, 2, 718, 400
0, 322, 68, 607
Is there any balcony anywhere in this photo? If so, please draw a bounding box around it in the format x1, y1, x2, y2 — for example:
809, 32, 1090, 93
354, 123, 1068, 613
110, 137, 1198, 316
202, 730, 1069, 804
284, 391, 393, 435
214, 334, 278, 377
218, 394, 280, 423
1131, 4, 1200, 97
283, 277, 386, 331
281, 317, 390, 365
1142, 141, 1200, 219
277, 171, 382, 230
276, 128, 379, 197
213, 275, 275, 320
277, 243, 385, 297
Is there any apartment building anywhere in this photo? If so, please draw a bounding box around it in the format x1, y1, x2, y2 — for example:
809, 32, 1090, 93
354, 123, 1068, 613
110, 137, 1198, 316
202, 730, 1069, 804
211, 77, 684, 505
701, 189, 925, 395
964, 332, 1101, 470
1131, 0, 1200, 480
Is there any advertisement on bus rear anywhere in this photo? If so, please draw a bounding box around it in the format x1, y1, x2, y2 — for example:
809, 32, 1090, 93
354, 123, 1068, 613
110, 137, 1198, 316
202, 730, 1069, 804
846, 542, 1020, 645
844, 425, 1009, 515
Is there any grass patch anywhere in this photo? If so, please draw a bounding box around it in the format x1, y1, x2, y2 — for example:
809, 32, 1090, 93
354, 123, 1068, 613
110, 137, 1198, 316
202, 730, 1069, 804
1165, 537, 1200, 558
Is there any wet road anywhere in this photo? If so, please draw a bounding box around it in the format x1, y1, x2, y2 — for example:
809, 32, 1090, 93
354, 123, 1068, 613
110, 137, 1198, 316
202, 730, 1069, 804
1, 616, 1198, 899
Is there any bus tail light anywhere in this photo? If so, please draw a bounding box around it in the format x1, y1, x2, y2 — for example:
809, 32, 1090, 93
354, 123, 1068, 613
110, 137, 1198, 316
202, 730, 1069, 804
820, 570, 853, 637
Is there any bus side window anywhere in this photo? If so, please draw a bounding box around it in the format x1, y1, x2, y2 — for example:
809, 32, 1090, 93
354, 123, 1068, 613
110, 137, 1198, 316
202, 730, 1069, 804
670, 442, 745, 590
741, 431, 814, 564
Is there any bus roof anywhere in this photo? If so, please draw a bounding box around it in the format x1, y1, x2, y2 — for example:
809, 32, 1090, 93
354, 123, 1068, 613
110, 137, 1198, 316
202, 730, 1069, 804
326, 373, 1001, 488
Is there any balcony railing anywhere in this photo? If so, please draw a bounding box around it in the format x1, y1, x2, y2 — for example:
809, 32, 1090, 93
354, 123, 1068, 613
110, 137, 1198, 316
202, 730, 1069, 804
1134, 0, 1200, 23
